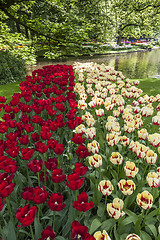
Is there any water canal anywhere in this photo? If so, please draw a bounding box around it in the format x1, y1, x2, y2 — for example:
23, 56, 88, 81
27, 48, 160, 79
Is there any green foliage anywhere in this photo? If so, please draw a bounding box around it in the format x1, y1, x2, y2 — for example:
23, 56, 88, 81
109, 0, 160, 43
0, 50, 26, 85
0, 0, 159, 58
0, 21, 36, 65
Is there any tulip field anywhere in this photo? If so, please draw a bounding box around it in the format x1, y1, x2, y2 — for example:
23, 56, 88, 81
0, 62, 160, 240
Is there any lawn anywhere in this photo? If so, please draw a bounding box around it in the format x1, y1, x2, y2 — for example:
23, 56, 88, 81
0, 81, 22, 118
137, 78, 160, 96
0, 81, 21, 102
0, 77, 159, 100
0, 77, 159, 118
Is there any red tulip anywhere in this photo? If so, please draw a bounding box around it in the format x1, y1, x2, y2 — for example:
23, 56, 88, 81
53, 144, 64, 155
51, 169, 66, 183
0, 122, 8, 133
21, 114, 29, 124
35, 141, 48, 153
16, 204, 37, 227
55, 103, 66, 112
67, 117, 83, 130
65, 173, 84, 190
72, 133, 86, 144
73, 192, 94, 212
47, 139, 58, 150
0, 172, 14, 183
0, 96, 7, 103
66, 108, 77, 120
50, 121, 59, 131
5, 146, 19, 158
31, 132, 40, 142
4, 105, 12, 113
40, 131, 52, 140
71, 221, 88, 240
68, 99, 77, 108
5, 132, 17, 141
44, 157, 58, 171
73, 163, 88, 176
21, 187, 34, 201
38, 225, 56, 240
33, 186, 48, 204
75, 145, 91, 159
21, 148, 34, 160
18, 135, 29, 145
24, 123, 34, 133
8, 120, 17, 128
1, 158, 18, 173
27, 159, 43, 173
0, 181, 15, 198
47, 193, 66, 211
31, 115, 43, 124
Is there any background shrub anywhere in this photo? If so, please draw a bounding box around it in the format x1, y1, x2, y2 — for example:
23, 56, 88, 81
0, 50, 26, 85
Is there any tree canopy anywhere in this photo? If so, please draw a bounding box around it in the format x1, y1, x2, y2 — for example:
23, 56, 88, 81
0, 0, 160, 59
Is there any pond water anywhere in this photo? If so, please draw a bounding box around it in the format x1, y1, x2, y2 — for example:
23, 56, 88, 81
26, 48, 160, 79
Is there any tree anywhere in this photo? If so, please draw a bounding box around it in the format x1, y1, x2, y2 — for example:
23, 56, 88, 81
0, 0, 159, 59
0, 0, 90, 58
109, 0, 160, 44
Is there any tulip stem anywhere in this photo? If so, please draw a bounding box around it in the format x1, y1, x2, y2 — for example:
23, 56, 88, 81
110, 218, 115, 237
0, 214, 5, 239
26, 166, 31, 186
78, 211, 82, 221
30, 224, 35, 240
118, 164, 120, 178
141, 209, 145, 219
101, 196, 107, 222
6, 197, 14, 225
139, 209, 145, 230
53, 211, 56, 231
94, 169, 98, 205
75, 190, 78, 201
38, 204, 41, 222
43, 156, 47, 186
58, 154, 61, 165
143, 163, 149, 177
125, 195, 129, 209
37, 172, 40, 186
54, 183, 57, 192
137, 158, 141, 168
98, 167, 101, 183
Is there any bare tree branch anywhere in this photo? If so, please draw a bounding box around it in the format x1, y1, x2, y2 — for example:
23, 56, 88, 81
121, 23, 139, 31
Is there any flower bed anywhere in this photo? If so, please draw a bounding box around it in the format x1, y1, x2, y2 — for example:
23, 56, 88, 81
0, 62, 160, 240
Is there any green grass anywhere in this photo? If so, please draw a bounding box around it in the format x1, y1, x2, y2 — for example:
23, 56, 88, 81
0, 77, 159, 118
0, 81, 21, 118
0, 81, 21, 102
137, 78, 160, 96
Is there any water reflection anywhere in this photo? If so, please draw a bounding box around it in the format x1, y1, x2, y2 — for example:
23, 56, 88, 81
26, 49, 160, 79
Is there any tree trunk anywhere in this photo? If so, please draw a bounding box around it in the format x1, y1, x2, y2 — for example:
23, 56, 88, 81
16, 22, 21, 33
115, 58, 119, 71
117, 34, 122, 45
25, 26, 29, 39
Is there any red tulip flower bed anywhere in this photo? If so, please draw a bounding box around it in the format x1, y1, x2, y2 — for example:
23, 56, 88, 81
0, 65, 93, 240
